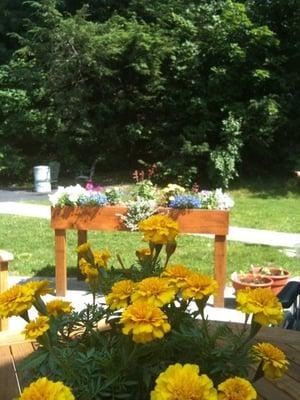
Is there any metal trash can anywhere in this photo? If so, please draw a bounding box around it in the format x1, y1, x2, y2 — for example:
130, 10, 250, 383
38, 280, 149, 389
33, 165, 51, 193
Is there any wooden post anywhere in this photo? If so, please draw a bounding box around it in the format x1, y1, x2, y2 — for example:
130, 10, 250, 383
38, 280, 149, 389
77, 230, 87, 280
214, 235, 227, 307
0, 251, 14, 331
55, 229, 67, 297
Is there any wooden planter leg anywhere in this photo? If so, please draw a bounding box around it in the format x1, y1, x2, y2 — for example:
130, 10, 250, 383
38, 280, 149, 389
0, 261, 8, 331
214, 235, 227, 308
77, 230, 87, 280
55, 229, 67, 297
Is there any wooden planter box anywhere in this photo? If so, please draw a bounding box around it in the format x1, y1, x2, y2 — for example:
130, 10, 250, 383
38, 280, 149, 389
51, 206, 229, 307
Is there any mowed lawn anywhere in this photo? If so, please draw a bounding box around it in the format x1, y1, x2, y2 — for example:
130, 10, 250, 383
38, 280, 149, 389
1, 174, 299, 280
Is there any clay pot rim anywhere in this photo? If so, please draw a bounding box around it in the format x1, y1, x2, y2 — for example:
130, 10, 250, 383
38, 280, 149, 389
250, 266, 290, 278
231, 272, 273, 287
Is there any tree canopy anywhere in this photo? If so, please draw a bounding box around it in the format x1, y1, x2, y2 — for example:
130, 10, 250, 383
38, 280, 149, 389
0, 0, 299, 186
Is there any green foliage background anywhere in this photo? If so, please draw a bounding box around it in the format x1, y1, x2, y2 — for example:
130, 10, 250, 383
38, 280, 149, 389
0, 0, 299, 186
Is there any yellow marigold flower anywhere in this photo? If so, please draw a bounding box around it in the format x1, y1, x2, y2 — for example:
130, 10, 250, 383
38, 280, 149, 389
23, 316, 50, 340
136, 247, 152, 261
236, 288, 283, 326
181, 273, 218, 300
151, 363, 217, 400
138, 215, 179, 245
218, 377, 257, 400
93, 249, 111, 267
79, 257, 90, 272
85, 266, 99, 283
25, 280, 53, 298
0, 285, 34, 318
162, 264, 192, 289
106, 279, 135, 310
18, 377, 75, 400
76, 242, 91, 254
252, 342, 289, 379
120, 302, 171, 343
46, 299, 73, 317
79, 258, 99, 282
131, 277, 176, 307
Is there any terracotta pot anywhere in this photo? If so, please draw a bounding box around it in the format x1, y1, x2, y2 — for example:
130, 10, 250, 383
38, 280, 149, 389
231, 272, 273, 292
249, 266, 290, 295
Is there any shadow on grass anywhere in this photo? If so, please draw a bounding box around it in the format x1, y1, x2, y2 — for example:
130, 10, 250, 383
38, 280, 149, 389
231, 174, 300, 198
31, 264, 78, 278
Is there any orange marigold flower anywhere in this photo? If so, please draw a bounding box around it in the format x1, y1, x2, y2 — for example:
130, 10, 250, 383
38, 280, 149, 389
181, 273, 218, 301
46, 299, 73, 317
218, 377, 257, 400
18, 377, 75, 400
151, 363, 217, 400
138, 215, 179, 245
120, 302, 171, 343
106, 279, 135, 310
131, 277, 176, 307
252, 342, 289, 379
0, 285, 34, 318
236, 288, 283, 326
23, 316, 50, 340
162, 264, 192, 289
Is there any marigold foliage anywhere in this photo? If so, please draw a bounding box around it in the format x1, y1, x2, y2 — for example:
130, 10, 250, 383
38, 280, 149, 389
218, 376, 257, 400
151, 363, 217, 400
252, 342, 289, 379
236, 288, 283, 325
18, 377, 75, 400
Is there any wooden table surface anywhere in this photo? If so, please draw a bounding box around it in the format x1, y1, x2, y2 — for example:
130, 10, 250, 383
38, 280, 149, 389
0, 325, 299, 400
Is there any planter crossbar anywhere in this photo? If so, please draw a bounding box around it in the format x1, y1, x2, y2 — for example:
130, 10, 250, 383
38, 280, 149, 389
51, 206, 229, 307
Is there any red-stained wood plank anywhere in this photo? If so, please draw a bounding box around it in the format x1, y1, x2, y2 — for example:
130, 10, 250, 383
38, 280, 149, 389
0, 345, 20, 400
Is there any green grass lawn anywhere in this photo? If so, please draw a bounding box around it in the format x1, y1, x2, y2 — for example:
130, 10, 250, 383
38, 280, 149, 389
2, 174, 299, 281
1, 215, 299, 281
229, 176, 300, 232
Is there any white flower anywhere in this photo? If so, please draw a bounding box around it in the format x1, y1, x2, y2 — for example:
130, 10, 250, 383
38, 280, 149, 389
215, 188, 234, 210
49, 184, 86, 206
49, 186, 66, 206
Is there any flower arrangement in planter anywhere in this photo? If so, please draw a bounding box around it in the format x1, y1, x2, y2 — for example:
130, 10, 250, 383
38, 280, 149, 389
0, 216, 289, 400
49, 178, 234, 231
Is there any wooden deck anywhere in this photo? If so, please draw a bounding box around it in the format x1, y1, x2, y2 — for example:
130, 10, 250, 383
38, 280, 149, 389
0, 326, 299, 400
0, 333, 35, 400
